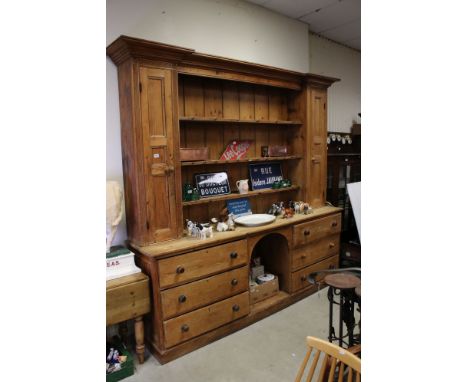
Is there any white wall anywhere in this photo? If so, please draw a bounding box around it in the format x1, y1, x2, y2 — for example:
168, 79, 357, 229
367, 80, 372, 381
309, 34, 361, 133
107, 0, 309, 246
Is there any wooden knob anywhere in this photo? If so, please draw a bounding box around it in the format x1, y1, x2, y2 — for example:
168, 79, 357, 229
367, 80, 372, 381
303, 230, 310, 236
301, 275, 307, 282
181, 324, 189, 332
331, 221, 338, 227
230, 252, 238, 259
176, 266, 185, 274
232, 304, 240, 312
231, 279, 238, 286
301, 255, 307, 259
329, 242, 335, 248
178, 295, 187, 303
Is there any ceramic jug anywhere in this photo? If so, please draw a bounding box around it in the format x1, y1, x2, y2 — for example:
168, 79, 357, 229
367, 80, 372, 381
236, 179, 249, 194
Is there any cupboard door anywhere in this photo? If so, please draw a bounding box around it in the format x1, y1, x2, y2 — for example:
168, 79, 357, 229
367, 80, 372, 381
310, 89, 327, 207
140, 67, 181, 242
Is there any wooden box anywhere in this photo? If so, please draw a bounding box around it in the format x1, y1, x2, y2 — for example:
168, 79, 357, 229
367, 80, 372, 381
180, 147, 209, 161
249, 276, 279, 304
268, 145, 288, 157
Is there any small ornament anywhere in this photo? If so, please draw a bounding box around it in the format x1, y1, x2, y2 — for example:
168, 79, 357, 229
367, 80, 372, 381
283, 207, 294, 218
183, 183, 193, 201
216, 221, 228, 232
107, 348, 114, 363
294, 201, 301, 214
191, 188, 200, 201
227, 213, 236, 231
303, 203, 311, 215
261, 145, 269, 157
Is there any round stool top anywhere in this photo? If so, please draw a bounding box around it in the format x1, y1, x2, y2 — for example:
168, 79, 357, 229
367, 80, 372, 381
355, 285, 361, 297
324, 272, 361, 289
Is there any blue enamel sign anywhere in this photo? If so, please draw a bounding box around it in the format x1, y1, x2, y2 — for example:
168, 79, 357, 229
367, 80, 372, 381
249, 162, 283, 190
226, 198, 252, 218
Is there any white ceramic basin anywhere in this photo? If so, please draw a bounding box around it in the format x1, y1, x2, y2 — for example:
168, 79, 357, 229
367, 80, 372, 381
234, 214, 276, 227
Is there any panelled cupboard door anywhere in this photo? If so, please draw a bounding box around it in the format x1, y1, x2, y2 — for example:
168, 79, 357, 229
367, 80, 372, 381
139, 67, 181, 242
310, 89, 327, 207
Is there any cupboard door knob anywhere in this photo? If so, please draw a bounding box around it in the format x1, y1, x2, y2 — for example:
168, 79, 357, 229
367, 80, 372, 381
231, 279, 238, 286
329, 242, 335, 248
301, 275, 307, 282
181, 324, 189, 332
304, 230, 310, 236
301, 255, 307, 259
176, 266, 185, 274
331, 221, 338, 227
230, 252, 238, 259
178, 295, 187, 303
232, 304, 240, 312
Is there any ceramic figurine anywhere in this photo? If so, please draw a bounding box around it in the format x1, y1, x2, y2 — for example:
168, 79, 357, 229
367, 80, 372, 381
278, 201, 285, 217
227, 213, 236, 231
294, 201, 301, 214
283, 207, 294, 218
303, 203, 311, 215
217, 221, 228, 232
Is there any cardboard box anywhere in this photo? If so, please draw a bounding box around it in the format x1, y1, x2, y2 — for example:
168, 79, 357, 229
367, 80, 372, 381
249, 276, 279, 304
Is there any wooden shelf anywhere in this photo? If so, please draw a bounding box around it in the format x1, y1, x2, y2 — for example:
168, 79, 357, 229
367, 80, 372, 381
181, 155, 302, 167
179, 116, 302, 125
182, 185, 300, 206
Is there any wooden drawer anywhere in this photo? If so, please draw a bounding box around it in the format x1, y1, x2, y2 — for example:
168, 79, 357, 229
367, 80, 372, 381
106, 274, 150, 326
291, 234, 340, 271
292, 213, 341, 248
160, 266, 249, 319
158, 239, 248, 288
163, 291, 250, 348
291, 255, 339, 293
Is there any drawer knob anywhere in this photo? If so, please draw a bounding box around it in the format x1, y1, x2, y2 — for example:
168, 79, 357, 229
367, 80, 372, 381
331, 221, 338, 227
232, 304, 240, 312
178, 295, 187, 303
303, 230, 310, 236
329, 242, 335, 248
231, 278, 238, 286
230, 252, 238, 259
176, 266, 185, 274
181, 324, 189, 332
301, 275, 307, 282
301, 254, 307, 259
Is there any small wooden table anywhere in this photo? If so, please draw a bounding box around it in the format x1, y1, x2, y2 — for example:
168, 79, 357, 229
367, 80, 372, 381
106, 273, 150, 364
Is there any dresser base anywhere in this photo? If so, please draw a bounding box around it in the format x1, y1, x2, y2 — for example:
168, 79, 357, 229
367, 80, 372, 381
146, 284, 322, 364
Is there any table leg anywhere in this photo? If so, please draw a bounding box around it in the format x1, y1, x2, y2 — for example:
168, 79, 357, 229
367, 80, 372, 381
135, 316, 145, 364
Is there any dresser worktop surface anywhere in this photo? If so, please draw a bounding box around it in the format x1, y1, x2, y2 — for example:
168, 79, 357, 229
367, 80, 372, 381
131, 206, 342, 259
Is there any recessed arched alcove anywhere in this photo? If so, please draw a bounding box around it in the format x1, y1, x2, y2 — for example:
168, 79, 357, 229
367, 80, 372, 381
250, 232, 290, 293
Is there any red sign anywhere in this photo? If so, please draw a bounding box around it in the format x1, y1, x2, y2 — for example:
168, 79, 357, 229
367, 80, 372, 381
220, 140, 252, 160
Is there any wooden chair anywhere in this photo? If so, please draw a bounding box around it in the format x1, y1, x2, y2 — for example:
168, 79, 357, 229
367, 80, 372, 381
295, 336, 361, 382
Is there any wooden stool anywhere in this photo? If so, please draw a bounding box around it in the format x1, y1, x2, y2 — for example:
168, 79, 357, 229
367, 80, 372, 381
107, 273, 150, 364
324, 272, 360, 348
